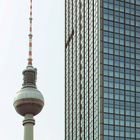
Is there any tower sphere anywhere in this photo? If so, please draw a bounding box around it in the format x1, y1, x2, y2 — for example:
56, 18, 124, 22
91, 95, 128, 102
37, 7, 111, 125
13, 87, 44, 116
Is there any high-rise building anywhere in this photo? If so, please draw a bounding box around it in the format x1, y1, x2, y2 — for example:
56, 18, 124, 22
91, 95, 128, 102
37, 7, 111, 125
65, 0, 140, 140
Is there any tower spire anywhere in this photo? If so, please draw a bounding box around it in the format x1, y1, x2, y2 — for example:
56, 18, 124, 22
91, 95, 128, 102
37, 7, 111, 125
28, 0, 33, 66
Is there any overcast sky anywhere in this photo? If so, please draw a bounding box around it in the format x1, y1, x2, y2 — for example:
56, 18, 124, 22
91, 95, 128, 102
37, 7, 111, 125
0, 0, 64, 140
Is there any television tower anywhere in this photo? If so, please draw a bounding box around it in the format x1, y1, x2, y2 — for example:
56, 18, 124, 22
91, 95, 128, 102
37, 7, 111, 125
13, 1, 44, 140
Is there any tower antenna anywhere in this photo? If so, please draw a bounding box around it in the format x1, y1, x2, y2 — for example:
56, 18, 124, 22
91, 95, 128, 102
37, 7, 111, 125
28, 0, 33, 66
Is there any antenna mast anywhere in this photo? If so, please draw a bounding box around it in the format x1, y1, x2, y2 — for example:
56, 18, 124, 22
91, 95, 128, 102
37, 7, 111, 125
28, 0, 33, 66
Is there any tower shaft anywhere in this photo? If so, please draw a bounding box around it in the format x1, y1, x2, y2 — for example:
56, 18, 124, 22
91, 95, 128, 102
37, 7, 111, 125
23, 114, 35, 140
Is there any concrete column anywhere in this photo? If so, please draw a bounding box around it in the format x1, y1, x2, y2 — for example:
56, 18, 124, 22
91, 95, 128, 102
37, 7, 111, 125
23, 114, 35, 140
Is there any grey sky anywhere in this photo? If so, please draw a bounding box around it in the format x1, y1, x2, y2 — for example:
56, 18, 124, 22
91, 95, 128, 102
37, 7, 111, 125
0, 0, 64, 140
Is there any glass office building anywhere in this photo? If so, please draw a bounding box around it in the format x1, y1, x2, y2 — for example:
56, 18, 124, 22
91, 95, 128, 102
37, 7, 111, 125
65, 0, 140, 139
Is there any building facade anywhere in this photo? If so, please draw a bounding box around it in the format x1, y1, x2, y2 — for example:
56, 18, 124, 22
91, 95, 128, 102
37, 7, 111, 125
65, 0, 140, 140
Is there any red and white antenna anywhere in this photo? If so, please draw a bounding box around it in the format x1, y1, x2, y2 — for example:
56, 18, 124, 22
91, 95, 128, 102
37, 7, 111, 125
28, 0, 33, 66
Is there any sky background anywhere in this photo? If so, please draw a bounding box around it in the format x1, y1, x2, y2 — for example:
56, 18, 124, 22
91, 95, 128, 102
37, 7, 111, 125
0, 0, 64, 140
